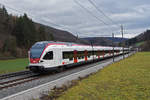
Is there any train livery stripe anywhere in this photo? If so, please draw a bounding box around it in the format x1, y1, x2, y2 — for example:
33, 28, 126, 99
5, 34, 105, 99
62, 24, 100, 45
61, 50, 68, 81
40, 43, 66, 59
30, 58, 40, 63
40, 45, 49, 59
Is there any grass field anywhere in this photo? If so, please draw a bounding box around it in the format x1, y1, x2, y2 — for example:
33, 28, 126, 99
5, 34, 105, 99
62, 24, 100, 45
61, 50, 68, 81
56, 52, 150, 100
135, 41, 145, 47
0, 58, 28, 74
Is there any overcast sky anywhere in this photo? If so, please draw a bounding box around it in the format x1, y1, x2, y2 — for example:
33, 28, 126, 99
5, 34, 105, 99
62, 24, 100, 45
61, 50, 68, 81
0, 0, 150, 38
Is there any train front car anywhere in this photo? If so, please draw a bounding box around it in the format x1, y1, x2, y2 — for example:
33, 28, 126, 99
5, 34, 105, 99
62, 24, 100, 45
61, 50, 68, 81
27, 42, 49, 72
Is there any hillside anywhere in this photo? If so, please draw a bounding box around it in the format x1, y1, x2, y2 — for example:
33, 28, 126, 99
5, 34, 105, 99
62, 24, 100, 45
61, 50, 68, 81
34, 23, 88, 44
0, 6, 88, 59
81, 37, 128, 46
127, 30, 150, 51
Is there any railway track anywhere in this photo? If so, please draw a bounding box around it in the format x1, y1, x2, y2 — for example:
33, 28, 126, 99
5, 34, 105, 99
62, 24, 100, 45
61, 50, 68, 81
0, 53, 131, 91
0, 74, 40, 90
0, 70, 33, 80
0, 53, 134, 100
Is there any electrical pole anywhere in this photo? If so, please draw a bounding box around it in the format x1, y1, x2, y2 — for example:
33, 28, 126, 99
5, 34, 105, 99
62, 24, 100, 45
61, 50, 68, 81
0, 3, 2, 8
76, 33, 79, 42
127, 39, 129, 57
112, 33, 114, 62
121, 25, 124, 59
90, 40, 94, 62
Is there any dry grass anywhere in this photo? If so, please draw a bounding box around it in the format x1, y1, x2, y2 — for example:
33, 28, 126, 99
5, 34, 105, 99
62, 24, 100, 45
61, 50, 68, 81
39, 52, 150, 100
56, 52, 150, 100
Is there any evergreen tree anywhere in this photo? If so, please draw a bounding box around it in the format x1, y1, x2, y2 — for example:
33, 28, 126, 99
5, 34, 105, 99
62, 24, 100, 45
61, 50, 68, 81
2, 6, 8, 16
3, 37, 17, 57
37, 26, 46, 41
22, 14, 37, 48
50, 33, 54, 41
12, 14, 37, 48
12, 16, 24, 47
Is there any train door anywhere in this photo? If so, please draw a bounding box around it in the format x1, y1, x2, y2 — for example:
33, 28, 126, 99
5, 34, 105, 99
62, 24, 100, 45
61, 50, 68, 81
42, 50, 55, 68
98, 50, 100, 59
84, 50, 87, 61
103, 50, 105, 58
74, 50, 77, 63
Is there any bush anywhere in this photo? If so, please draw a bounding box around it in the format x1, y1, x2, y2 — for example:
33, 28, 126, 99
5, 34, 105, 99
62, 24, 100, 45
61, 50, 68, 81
141, 41, 150, 51
2, 36, 17, 57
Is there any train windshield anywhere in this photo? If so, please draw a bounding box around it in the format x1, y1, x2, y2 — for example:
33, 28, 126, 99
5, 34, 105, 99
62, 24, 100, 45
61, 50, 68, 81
30, 43, 47, 58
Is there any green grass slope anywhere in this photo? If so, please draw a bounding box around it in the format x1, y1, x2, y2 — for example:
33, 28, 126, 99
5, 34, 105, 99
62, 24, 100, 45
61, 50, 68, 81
57, 52, 150, 100
135, 41, 145, 47
0, 58, 28, 74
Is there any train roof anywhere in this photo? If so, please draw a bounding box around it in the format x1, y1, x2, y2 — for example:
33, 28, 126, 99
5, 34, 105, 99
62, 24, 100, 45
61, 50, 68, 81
34, 41, 91, 47
32, 41, 125, 50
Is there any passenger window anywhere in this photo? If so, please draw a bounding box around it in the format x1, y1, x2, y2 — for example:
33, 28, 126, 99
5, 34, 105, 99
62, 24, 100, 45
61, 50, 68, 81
43, 51, 53, 60
63, 51, 74, 60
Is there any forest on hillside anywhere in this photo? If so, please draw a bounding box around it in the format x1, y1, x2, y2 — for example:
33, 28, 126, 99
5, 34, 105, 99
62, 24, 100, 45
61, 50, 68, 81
0, 6, 54, 59
127, 30, 150, 51
0, 6, 88, 59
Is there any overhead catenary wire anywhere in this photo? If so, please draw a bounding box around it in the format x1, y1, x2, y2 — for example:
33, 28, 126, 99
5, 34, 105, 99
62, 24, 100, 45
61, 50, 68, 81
0, 2, 107, 38
87, 0, 126, 39
0, 2, 119, 38
73, 0, 113, 33
87, 0, 120, 27
0, 3, 23, 15
74, 0, 109, 26
75, 0, 122, 37
80, 33, 114, 37
0, 3, 63, 28
0, 2, 112, 37
0, 2, 82, 38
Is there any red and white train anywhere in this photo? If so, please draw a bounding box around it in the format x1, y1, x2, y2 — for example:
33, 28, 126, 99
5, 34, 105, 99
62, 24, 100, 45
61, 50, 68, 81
27, 41, 129, 72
